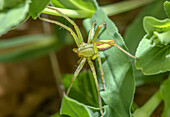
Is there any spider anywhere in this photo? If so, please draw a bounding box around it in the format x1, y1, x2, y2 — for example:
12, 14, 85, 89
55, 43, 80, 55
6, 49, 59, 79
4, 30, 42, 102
40, 6, 138, 116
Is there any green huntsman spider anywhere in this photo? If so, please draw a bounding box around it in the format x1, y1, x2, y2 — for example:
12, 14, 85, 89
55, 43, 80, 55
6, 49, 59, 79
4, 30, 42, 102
40, 6, 138, 116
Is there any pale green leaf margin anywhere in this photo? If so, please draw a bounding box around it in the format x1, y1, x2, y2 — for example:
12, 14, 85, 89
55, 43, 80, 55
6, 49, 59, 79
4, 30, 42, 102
0, 0, 30, 36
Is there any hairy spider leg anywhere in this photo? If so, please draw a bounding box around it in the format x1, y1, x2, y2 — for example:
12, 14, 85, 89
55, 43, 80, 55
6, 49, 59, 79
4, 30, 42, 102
66, 58, 86, 95
114, 44, 139, 60
87, 20, 96, 43
47, 6, 84, 44
96, 41, 138, 60
87, 58, 104, 116
39, 17, 80, 47
92, 22, 107, 43
93, 43, 106, 90
90, 22, 107, 90
76, 57, 83, 64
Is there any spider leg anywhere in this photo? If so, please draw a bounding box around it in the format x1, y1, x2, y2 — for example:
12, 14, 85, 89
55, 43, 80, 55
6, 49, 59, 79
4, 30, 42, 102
90, 23, 108, 88
39, 17, 80, 48
96, 41, 138, 60
87, 20, 96, 43
47, 6, 84, 44
93, 44, 106, 90
66, 58, 86, 95
77, 57, 83, 65
114, 43, 138, 60
87, 58, 104, 116
92, 22, 107, 43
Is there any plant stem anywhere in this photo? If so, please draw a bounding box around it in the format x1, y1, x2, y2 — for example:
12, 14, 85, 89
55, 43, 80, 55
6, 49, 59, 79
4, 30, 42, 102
102, 0, 153, 16
133, 89, 162, 117
42, 0, 153, 18
49, 52, 64, 98
41, 14, 64, 98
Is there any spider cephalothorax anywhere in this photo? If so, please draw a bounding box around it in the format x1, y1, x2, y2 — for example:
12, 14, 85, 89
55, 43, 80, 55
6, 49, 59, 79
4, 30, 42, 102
73, 43, 95, 58
40, 6, 138, 117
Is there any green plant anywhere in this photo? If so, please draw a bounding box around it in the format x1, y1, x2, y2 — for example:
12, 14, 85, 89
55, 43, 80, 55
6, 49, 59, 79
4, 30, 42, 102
0, 0, 169, 117
40, 7, 138, 116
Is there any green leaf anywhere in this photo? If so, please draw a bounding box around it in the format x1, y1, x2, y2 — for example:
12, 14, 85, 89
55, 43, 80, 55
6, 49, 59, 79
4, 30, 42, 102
2, 0, 23, 9
29, 0, 50, 19
136, 13, 170, 75
144, 17, 170, 46
124, 0, 167, 54
83, 9, 135, 117
51, 113, 68, 117
51, 0, 97, 11
62, 71, 98, 107
51, 0, 66, 8
160, 75, 170, 117
0, 0, 29, 36
153, 31, 170, 45
164, 1, 170, 17
54, 17, 74, 46
143, 16, 170, 39
0, 0, 4, 10
103, 106, 120, 117
60, 95, 100, 117
135, 37, 170, 75
0, 34, 66, 62
133, 90, 162, 117
135, 66, 166, 86
43, 0, 98, 18
167, 53, 170, 58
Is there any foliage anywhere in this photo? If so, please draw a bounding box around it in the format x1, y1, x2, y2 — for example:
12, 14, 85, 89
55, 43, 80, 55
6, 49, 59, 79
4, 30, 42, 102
83, 8, 135, 117
135, 4, 170, 75
51, 0, 97, 11
160, 75, 170, 117
124, 0, 167, 54
44, 0, 97, 18
0, 34, 68, 61
0, 0, 30, 36
127, 0, 170, 117
62, 71, 98, 107
29, 0, 51, 19
0, 0, 170, 117
164, 1, 170, 17
60, 95, 100, 117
